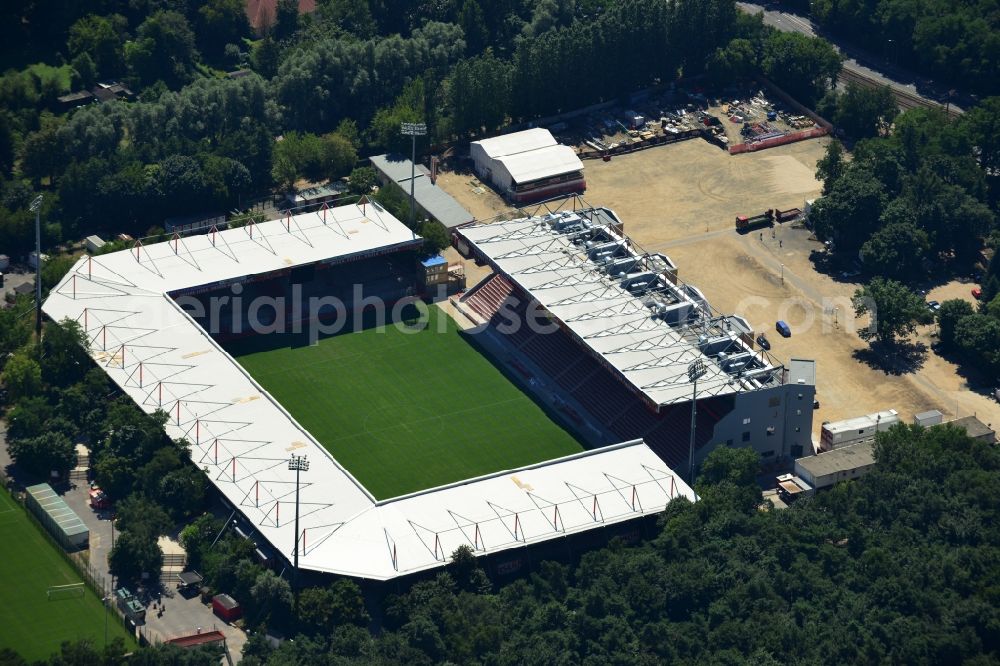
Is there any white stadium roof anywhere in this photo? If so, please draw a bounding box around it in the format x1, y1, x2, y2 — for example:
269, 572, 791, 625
42, 201, 694, 580
499, 145, 584, 185
470, 127, 556, 159
457, 211, 785, 407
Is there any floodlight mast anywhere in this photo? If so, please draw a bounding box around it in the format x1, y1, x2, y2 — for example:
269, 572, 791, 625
400, 122, 427, 233
289, 453, 309, 613
29, 195, 43, 339
687, 359, 706, 484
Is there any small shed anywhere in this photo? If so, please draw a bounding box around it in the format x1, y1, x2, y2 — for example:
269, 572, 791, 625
913, 410, 944, 427
794, 441, 876, 490
212, 593, 242, 622
177, 571, 203, 592
85, 235, 106, 254
25, 483, 89, 550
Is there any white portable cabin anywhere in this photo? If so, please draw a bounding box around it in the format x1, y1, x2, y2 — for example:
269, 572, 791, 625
819, 409, 899, 451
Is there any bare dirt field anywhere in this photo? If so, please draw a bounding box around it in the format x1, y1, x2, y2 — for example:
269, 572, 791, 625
584, 137, 829, 243
434, 169, 515, 222
438, 136, 1000, 443
582, 138, 1000, 439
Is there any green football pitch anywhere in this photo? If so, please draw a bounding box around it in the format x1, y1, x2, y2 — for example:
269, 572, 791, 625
0, 485, 134, 661
230, 305, 585, 499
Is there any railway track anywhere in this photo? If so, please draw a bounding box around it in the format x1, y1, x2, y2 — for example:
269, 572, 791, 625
838, 67, 962, 118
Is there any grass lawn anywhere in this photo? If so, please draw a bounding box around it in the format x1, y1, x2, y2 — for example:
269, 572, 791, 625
230, 306, 585, 498
25, 62, 74, 94
0, 486, 134, 661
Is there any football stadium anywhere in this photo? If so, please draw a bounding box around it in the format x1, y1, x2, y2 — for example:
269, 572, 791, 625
43, 197, 814, 581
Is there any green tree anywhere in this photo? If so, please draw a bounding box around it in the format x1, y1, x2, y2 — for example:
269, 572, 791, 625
698, 446, 759, 487
459, 0, 489, 55
954, 314, 1000, 373
852, 277, 929, 346
833, 83, 899, 139
196, 0, 251, 62
271, 154, 297, 192
114, 495, 173, 537
70, 52, 97, 88
321, 132, 358, 180
321, 0, 376, 38
298, 579, 369, 633
180, 514, 223, 570
810, 166, 886, 250
67, 14, 127, 77
1, 352, 42, 401
250, 570, 293, 626
40, 318, 90, 386
449, 51, 511, 135
5, 396, 51, 440
706, 38, 758, 85
761, 31, 842, 104
20, 123, 65, 184
0, 297, 32, 368
274, 0, 299, 39
936, 299, 975, 349
8, 431, 76, 478
109, 530, 163, 584
815, 140, 844, 195
419, 220, 450, 254
348, 166, 377, 194
250, 36, 281, 78
859, 221, 930, 279
126, 11, 199, 88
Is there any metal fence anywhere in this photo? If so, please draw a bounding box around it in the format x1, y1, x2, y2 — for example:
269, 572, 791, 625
2, 474, 139, 642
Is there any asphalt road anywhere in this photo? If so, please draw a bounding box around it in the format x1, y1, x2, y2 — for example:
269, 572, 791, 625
737, 2, 966, 115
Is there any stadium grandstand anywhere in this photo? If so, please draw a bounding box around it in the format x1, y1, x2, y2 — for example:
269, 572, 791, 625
454, 206, 817, 471
41, 199, 696, 581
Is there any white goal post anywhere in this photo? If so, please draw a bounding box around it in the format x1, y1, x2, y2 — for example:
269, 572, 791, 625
47, 583, 86, 601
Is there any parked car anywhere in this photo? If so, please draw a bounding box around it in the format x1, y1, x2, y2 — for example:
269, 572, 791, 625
972, 287, 982, 300
756, 334, 771, 350
775, 320, 791, 338
927, 300, 941, 311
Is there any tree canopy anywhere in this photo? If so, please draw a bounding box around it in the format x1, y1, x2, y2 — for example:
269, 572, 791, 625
852, 277, 930, 346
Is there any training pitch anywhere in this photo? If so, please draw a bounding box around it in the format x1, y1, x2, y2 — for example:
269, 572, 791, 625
230, 305, 585, 499
0, 486, 134, 661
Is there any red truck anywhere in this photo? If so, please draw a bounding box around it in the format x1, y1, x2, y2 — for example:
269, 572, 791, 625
735, 209, 774, 232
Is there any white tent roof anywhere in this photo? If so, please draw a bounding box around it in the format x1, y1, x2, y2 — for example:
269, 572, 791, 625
498, 144, 584, 185
471, 128, 557, 159
42, 201, 693, 580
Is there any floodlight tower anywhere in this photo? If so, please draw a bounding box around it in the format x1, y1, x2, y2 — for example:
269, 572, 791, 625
400, 122, 427, 232
687, 359, 707, 484
29, 194, 43, 339
289, 453, 309, 610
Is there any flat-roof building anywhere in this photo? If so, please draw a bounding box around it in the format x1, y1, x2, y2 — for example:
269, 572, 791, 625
25, 483, 89, 550
820, 409, 899, 452
794, 441, 876, 490
470, 129, 585, 204
370, 154, 474, 229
